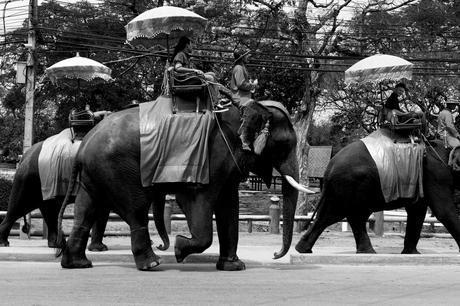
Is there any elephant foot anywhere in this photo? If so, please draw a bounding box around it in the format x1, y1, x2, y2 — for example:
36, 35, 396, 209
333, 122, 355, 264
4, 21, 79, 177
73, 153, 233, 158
88, 242, 109, 252
0, 238, 9, 247
133, 248, 161, 271
356, 247, 376, 254
61, 251, 93, 269
295, 241, 312, 254
137, 257, 161, 271
402, 248, 420, 254
216, 256, 246, 271
174, 235, 191, 263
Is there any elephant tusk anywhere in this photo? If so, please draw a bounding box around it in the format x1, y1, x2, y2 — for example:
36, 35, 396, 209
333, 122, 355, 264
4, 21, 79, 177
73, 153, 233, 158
284, 175, 317, 194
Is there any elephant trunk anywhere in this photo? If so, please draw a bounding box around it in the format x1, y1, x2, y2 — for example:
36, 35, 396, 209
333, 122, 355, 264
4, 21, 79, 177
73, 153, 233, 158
273, 153, 300, 259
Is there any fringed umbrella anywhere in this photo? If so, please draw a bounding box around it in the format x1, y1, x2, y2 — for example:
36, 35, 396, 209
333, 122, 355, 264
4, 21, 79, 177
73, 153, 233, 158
45, 53, 113, 106
125, 5, 207, 53
344, 54, 414, 85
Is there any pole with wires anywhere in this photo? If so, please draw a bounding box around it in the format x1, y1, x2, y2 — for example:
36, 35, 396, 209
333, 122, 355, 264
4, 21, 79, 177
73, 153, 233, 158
19, 0, 37, 240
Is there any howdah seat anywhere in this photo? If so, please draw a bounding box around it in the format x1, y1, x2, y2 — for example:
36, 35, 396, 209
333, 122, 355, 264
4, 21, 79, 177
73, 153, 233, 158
168, 68, 211, 114
68, 109, 95, 141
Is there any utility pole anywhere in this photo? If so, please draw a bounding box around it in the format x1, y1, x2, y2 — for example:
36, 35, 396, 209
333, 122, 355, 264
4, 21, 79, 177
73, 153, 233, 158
20, 0, 38, 240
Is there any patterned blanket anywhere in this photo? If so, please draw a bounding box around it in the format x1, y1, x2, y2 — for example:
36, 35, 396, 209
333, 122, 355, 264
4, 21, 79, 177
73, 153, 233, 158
361, 129, 425, 203
38, 128, 80, 200
139, 96, 214, 187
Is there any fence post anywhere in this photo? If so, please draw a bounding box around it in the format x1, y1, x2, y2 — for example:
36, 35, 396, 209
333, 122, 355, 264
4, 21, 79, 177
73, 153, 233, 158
247, 220, 253, 233
269, 196, 280, 234
19, 213, 31, 239
373, 211, 384, 237
164, 202, 172, 234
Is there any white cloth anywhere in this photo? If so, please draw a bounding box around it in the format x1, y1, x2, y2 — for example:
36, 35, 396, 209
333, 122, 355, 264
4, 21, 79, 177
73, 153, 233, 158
38, 128, 81, 200
361, 129, 425, 203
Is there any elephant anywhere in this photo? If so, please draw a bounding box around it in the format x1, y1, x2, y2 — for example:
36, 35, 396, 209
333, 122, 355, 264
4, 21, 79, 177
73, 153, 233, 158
0, 119, 110, 251
57, 99, 313, 271
295, 134, 460, 255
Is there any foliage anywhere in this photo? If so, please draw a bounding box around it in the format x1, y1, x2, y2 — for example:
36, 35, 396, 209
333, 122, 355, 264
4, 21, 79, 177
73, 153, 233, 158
322, 0, 460, 142
0, 178, 12, 211
0, 0, 459, 162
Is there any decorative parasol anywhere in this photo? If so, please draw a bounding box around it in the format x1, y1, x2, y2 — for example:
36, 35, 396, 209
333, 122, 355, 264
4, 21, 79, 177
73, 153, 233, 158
45, 52, 113, 86
125, 5, 208, 52
45, 53, 113, 106
344, 54, 414, 85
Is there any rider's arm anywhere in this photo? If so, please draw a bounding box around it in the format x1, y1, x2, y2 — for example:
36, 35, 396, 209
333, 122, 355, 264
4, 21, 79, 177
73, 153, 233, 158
443, 113, 460, 138
174, 62, 204, 76
173, 52, 204, 75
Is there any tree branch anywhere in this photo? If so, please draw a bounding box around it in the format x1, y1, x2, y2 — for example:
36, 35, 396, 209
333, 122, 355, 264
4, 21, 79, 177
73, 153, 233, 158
367, 0, 418, 13
308, 0, 334, 9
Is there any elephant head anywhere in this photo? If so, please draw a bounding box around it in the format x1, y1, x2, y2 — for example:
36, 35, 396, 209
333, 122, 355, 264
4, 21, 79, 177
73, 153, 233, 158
230, 101, 314, 259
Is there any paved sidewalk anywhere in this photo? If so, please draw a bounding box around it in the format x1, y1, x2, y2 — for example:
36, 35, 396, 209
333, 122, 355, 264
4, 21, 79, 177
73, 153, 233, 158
1, 231, 460, 266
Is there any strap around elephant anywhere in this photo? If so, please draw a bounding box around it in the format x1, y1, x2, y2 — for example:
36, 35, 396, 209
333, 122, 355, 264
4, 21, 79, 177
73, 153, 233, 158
215, 113, 244, 176
422, 134, 449, 168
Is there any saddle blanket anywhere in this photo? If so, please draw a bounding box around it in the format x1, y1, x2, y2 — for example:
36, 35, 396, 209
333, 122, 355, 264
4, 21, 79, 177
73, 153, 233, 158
38, 128, 80, 200
139, 96, 213, 186
361, 129, 425, 203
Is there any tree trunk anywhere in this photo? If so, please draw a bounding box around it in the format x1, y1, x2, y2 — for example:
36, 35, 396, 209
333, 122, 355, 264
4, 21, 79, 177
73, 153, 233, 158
294, 69, 317, 215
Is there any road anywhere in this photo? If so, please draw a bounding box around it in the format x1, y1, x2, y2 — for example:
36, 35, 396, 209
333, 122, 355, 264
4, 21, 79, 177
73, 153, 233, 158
1, 261, 460, 305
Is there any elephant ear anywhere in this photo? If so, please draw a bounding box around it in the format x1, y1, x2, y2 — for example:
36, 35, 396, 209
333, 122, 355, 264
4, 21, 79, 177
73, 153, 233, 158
255, 156, 273, 188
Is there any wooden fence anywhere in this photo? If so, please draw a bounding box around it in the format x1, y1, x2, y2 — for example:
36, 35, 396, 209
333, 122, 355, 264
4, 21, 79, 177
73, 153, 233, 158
0, 208, 444, 238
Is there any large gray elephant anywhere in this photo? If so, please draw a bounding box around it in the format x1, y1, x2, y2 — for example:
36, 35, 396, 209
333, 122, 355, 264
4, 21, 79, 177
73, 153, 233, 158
0, 118, 109, 251
57, 100, 312, 271
295, 135, 460, 254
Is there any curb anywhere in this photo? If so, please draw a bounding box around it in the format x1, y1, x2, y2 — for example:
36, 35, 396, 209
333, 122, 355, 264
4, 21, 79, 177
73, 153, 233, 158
290, 253, 460, 265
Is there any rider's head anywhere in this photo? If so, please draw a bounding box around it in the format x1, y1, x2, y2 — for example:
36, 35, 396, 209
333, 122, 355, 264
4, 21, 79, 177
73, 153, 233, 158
233, 47, 251, 65
394, 83, 407, 97
172, 36, 192, 60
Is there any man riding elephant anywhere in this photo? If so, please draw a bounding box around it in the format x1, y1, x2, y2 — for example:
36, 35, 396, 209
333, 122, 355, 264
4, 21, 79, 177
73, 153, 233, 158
57, 97, 314, 271
438, 99, 460, 148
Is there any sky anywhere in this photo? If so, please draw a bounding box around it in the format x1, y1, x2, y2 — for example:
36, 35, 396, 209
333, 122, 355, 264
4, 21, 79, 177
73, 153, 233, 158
2, 0, 415, 36
0, 0, 102, 36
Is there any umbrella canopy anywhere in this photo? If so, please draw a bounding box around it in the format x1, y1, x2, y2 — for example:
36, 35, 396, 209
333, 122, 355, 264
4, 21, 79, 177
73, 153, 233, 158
125, 5, 207, 49
344, 54, 414, 85
45, 53, 113, 86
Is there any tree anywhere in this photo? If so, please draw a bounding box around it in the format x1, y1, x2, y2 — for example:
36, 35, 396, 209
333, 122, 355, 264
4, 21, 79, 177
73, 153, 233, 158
327, 0, 460, 139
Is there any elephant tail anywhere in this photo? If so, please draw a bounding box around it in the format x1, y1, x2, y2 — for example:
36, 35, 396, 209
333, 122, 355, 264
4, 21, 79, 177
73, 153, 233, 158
152, 194, 170, 251
301, 189, 325, 232
55, 160, 82, 257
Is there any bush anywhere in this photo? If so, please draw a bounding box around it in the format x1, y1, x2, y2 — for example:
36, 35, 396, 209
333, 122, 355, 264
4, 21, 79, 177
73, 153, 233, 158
0, 177, 12, 211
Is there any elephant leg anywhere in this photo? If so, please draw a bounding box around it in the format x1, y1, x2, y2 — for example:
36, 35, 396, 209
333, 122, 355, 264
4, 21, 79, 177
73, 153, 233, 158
295, 196, 345, 253
429, 193, 460, 251
214, 183, 245, 271
39, 199, 65, 248
88, 205, 110, 252
174, 192, 213, 263
348, 214, 376, 253
0, 185, 41, 247
402, 203, 427, 254
61, 189, 95, 269
130, 225, 160, 271
108, 186, 159, 270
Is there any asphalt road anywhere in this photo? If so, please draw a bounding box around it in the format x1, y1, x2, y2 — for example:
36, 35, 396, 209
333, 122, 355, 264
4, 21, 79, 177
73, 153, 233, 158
2, 261, 460, 305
